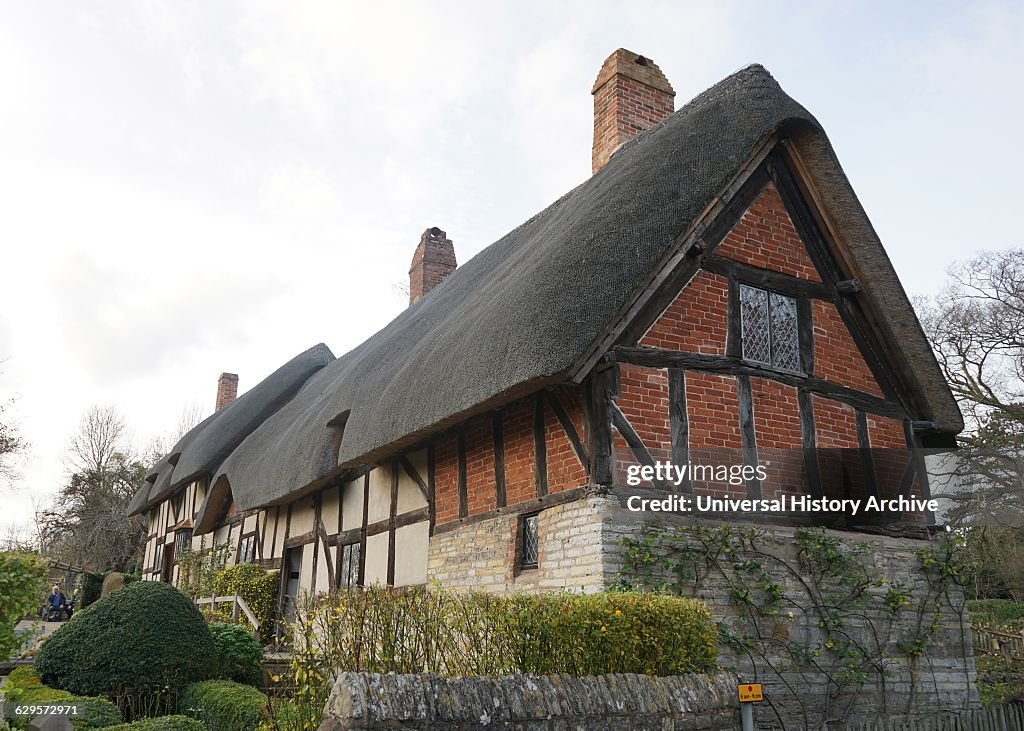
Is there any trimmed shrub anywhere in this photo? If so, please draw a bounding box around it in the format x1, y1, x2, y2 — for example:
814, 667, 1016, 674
78, 573, 105, 609
968, 599, 1024, 631
5, 666, 43, 688
7, 686, 121, 730
291, 586, 718, 678
209, 563, 279, 642
177, 680, 267, 731
34, 581, 214, 718
0, 551, 49, 659
104, 716, 205, 731
208, 622, 263, 686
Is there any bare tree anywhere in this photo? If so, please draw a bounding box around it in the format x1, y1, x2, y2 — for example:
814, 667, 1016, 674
40, 405, 147, 571
67, 405, 125, 474
0, 397, 25, 487
916, 250, 1024, 599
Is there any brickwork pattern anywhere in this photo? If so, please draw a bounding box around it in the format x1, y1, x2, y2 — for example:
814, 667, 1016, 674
408, 227, 457, 304
544, 388, 588, 493
813, 299, 884, 397
592, 50, 674, 173
463, 416, 496, 515
502, 399, 538, 508
639, 271, 729, 354
433, 434, 459, 526
716, 183, 821, 282
750, 377, 806, 498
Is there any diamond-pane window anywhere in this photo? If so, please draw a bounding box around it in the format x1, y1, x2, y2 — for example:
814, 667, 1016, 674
740, 285, 770, 364
739, 284, 801, 372
521, 515, 539, 568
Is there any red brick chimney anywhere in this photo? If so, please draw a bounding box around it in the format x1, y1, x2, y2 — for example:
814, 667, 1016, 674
409, 227, 457, 305
591, 49, 675, 174
215, 373, 238, 411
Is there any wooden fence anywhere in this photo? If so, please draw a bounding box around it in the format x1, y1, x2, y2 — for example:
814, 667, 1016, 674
973, 624, 1024, 661
194, 594, 260, 635
840, 705, 1024, 731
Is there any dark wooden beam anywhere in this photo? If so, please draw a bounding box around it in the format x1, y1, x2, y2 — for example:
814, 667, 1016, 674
586, 367, 615, 486
310, 493, 322, 593
387, 462, 398, 586
704, 255, 832, 301
767, 152, 924, 416
427, 444, 437, 533
399, 456, 429, 502
366, 507, 431, 538
359, 473, 369, 585
904, 418, 935, 524
855, 410, 880, 498
726, 274, 741, 358
545, 391, 589, 469
492, 412, 507, 508
797, 296, 815, 376
431, 487, 588, 536
736, 374, 762, 499
609, 401, 669, 491
457, 428, 468, 518
326, 526, 363, 548
614, 347, 907, 421
270, 505, 280, 558
533, 394, 548, 497
284, 530, 315, 549
798, 389, 823, 498
668, 368, 691, 493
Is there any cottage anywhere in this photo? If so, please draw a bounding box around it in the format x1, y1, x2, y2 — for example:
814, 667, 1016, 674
130, 50, 961, 607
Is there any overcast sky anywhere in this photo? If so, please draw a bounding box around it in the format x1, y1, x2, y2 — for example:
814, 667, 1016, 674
1, 1, 1022, 530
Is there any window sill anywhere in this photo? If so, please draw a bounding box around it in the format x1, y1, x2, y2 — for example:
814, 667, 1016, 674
742, 359, 807, 379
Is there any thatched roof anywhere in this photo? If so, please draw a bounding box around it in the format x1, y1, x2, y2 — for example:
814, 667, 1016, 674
133, 64, 963, 522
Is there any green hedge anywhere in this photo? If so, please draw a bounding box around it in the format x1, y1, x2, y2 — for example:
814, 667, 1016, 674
177, 680, 266, 731
209, 564, 278, 642
208, 622, 263, 686
0, 551, 49, 659
103, 716, 206, 730
35, 581, 214, 719
79, 572, 105, 609
968, 599, 1024, 630
5, 666, 43, 688
292, 586, 718, 677
6, 685, 121, 730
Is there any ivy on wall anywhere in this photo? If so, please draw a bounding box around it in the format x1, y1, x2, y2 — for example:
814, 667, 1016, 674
617, 524, 974, 728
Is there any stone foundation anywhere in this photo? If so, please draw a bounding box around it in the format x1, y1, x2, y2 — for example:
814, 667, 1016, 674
318, 671, 739, 730
426, 494, 979, 728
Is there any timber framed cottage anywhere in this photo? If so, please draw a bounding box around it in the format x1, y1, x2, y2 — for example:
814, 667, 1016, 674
131, 49, 967, 639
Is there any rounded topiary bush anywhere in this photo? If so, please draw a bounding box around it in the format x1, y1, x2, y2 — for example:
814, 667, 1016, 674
178, 680, 267, 731
208, 622, 263, 686
35, 581, 214, 706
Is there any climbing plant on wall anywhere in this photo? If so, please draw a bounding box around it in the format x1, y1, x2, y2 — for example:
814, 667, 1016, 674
618, 524, 974, 728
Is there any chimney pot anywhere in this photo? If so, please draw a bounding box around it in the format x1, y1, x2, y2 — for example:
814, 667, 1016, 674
215, 373, 238, 411
591, 49, 675, 174
408, 227, 457, 305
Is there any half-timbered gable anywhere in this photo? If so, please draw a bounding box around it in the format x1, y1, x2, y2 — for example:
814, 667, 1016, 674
130, 52, 962, 611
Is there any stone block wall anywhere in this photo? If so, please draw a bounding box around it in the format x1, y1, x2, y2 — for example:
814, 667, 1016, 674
318, 671, 739, 731
426, 494, 979, 728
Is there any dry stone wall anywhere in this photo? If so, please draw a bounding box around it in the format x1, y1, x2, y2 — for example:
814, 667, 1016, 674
318, 671, 739, 731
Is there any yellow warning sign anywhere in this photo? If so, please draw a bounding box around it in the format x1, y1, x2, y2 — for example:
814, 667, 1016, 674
738, 683, 763, 703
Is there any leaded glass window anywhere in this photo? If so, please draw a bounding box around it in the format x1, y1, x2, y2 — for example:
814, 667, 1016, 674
739, 284, 801, 372
521, 514, 539, 568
